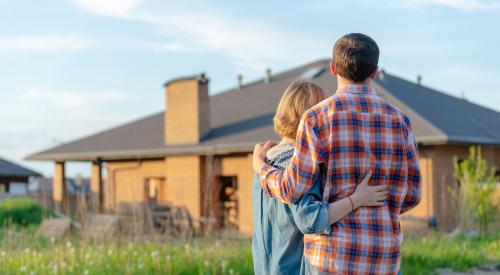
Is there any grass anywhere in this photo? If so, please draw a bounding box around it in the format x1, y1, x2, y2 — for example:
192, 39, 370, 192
401, 232, 500, 274
0, 229, 253, 275
0, 230, 498, 275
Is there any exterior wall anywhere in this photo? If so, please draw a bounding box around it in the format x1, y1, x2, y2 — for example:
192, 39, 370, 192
102, 145, 499, 234
165, 155, 203, 219
218, 153, 254, 235
422, 145, 498, 231
400, 148, 434, 232
106, 160, 166, 210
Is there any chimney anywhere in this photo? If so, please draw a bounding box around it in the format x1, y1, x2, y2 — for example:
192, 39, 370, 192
164, 73, 210, 145
417, 75, 422, 85
264, 68, 271, 84
237, 74, 243, 89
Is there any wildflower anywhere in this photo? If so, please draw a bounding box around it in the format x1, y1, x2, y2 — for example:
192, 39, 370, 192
66, 242, 72, 248
166, 255, 172, 261
229, 269, 234, 274
85, 253, 90, 260
1, 251, 6, 257
107, 250, 113, 256
83, 270, 89, 275
204, 260, 210, 267
221, 260, 228, 268
151, 250, 159, 257
24, 248, 31, 254
50, 237, 55, 244
20, 266, 27, 272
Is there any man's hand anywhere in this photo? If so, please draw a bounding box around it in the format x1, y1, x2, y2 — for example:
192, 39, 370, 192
252, 140, 278, 173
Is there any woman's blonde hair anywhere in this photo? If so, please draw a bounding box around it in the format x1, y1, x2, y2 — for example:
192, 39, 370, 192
273, 80, 326, 139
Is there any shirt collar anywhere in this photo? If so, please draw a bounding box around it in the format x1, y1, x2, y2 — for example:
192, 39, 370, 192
336, 84, 376, 95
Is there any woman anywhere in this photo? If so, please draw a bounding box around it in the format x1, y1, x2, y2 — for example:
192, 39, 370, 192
252, 80, 388, 275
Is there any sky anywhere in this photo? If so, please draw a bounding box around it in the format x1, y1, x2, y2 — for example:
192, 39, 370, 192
0, 0, 499, 177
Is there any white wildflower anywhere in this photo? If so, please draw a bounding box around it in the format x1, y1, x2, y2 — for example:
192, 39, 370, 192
20, 266, 27, 272
204, 260, 210, 267
166, 255, 172, 261
107, 250, 113, 256
151, 250, 159, 257
83, 270, 89, 275
24, 248, 30, 254
66, 242, 72, 248
1, 251, 6, 257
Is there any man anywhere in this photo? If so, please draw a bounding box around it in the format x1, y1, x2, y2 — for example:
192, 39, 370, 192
253, 33, 422, 274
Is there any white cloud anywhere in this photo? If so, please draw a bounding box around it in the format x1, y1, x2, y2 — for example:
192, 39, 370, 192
0, 35, 93, 51
19, 89, 130, 108
70, 0, 141, 17
307, 0, 500, 11
428, 0, 500, 11
69, 2, 325, 71
0, 88, 138, 176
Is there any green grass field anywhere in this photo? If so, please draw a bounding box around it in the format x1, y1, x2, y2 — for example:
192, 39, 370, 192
0, 198, 498, 275
0, 228, 498, 275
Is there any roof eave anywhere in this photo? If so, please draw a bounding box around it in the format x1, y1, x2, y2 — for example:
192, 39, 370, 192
25, 143, 255, 162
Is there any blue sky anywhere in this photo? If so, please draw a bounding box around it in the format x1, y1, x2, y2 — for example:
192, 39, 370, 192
1, 0, 499, 177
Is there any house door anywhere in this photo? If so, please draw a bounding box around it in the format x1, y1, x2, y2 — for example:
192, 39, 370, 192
218, 176, 238, 231
145, 177, 167, 206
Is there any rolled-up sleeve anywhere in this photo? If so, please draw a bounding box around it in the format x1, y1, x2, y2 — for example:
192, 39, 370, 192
289, 182, 331, 235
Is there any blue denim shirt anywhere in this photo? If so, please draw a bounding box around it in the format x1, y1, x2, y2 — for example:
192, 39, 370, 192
252, 144, 330, 275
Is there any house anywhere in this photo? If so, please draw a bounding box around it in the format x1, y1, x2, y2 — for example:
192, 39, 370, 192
26, 59, 500, 234
0, 157, 41, 199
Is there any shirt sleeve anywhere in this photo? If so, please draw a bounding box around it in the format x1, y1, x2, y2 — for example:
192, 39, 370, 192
259, 115, 326, 204
288, 177, 331, 235
400, 115, 422, 214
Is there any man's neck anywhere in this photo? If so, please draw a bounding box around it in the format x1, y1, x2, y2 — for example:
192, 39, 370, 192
337, 77, 371, 89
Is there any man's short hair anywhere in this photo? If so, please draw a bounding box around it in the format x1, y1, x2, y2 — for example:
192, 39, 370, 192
274, 80, 326, 139
332, 33, 379, 83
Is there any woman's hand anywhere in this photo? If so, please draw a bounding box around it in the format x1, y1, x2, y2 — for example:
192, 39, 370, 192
350, 171, 389, 209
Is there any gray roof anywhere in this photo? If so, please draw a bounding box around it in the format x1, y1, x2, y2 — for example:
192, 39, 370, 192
0, 158, 41, 178
27, 59, 500, 162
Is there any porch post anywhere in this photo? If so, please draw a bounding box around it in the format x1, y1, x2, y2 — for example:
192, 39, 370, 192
91, 161, 103, 213
53, 162, 66, 213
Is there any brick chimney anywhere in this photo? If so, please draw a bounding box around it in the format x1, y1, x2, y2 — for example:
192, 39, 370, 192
164, 74, 210, 145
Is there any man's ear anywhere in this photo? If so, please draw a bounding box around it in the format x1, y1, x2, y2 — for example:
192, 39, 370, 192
370, 66, 379, 80
330, 61, 337, 77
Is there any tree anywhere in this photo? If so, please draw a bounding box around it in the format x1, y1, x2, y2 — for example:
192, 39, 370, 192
451, 146, 498, 233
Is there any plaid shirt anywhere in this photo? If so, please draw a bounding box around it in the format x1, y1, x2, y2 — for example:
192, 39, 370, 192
259, 84, 422, 274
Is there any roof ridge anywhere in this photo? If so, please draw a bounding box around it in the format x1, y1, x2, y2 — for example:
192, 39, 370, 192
212, 58, 330, 97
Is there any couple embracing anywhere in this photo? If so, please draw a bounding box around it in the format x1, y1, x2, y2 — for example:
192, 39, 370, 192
251, 33, 422, 275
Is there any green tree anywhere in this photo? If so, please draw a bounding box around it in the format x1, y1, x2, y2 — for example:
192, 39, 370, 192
451, 146, 498, 233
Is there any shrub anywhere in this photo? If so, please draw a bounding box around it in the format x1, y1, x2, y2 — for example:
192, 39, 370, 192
451, 146, 498, 233
0, 197, 44, 226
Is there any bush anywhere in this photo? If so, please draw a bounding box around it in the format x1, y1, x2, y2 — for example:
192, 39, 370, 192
451, 146, 498, 232
0, 197, 44, 226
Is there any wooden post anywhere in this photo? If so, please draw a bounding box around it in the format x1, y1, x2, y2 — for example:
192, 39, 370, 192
53, 162, 66, 213
91, 161, 103, 213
